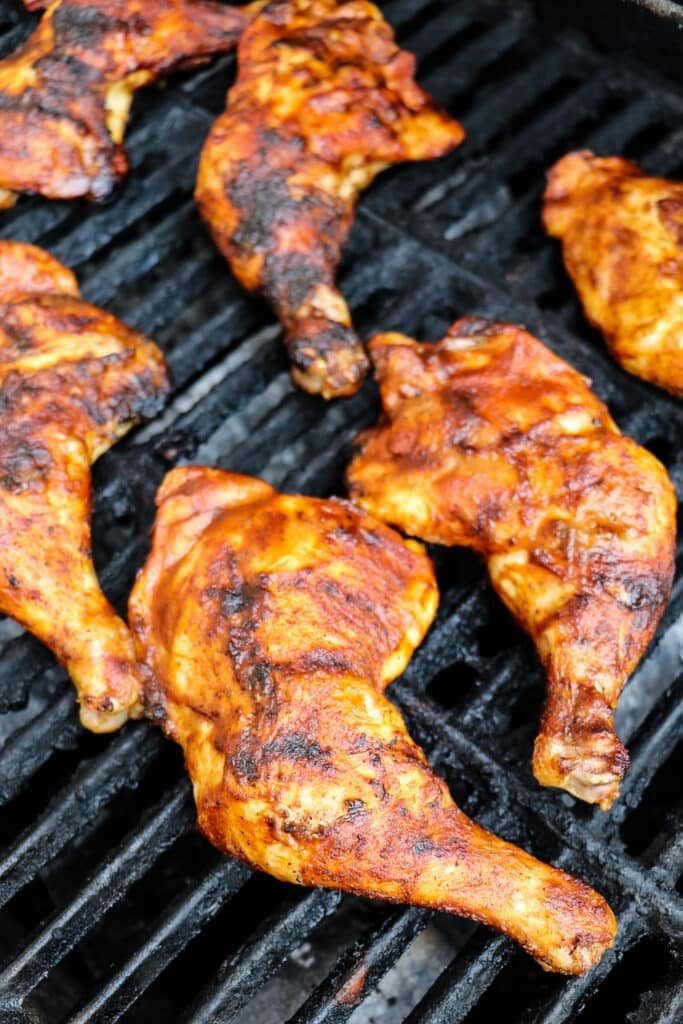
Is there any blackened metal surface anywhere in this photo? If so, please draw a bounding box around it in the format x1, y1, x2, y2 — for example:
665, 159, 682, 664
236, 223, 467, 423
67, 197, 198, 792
0, 1, 681, 1022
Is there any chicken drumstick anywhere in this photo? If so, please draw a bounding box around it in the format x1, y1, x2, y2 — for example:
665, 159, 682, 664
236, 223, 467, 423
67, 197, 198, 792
130, 466, 616, 974
347, 317, 676, 809
0, 241, 169, 731
196, 0, 465, 398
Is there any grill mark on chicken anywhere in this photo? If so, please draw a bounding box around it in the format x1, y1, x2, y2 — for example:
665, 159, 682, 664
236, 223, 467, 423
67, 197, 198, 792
347, 317, 676, 810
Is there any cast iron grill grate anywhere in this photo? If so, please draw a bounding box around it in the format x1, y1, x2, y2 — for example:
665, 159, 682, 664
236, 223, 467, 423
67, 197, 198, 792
0, 1, 681, 1021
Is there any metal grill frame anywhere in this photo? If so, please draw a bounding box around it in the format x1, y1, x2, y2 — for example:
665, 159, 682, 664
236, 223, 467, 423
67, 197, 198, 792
0, 1, 681, 1021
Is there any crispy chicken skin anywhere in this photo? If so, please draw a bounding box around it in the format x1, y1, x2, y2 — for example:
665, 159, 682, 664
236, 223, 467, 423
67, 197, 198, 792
347, 318, 676, 810
0, 241, 169, 731
195, 0, 465, 399
129, 466, 616, 974
543, 151, 683, 398
0, 1, 254, 209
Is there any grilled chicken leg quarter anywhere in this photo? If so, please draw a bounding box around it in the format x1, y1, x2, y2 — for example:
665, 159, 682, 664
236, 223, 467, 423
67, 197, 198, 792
0, 0, 256, 209
195, 0, 465, 399
130, 467, 616, 974
347, 318, 676, 810
543, 150, 683, 397
0, 241, 169, 731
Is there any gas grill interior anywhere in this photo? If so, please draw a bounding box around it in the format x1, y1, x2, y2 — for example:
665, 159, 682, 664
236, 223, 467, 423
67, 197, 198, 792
0, 1, 682, 1022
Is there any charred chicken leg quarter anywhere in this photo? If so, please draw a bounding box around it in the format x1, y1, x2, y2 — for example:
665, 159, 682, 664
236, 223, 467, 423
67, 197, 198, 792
0, 241, 169, 731
129, 466, 616, 974
347, 318, 676, 810
195, 0, 465, 399
0, 1, 256, 209
543, 150, 683, 398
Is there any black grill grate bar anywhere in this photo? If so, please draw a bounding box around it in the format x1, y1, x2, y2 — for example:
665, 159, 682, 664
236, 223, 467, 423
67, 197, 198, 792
79, 199, 200, 308
0, 727, 162, 909
403, 932, 512, 1024
51, 174, 202, 272
411, 42, 595, 214
383, 0, 455, 38
0, 24, 30, 60
428, 71, 612, 218
418, 9, 531, 103
611, 674, 683, 818
287, 907, 430, 1024
0, 782, 193, 1004
657, 827, 683, 878
136, 324, 282, 449
279, 405, 377, 496
645, 127, 683, 173
0, 692, 78, 806
457, 45, 592, 153
118, 249, 221, 341
251, 389, 377, 490
396, 4, 478, 55
177, 52, 236, 110
0, 638, 58, 713
193, 373, 300, 470
186, 889, 342, 1024
400, 584, 494, 686
155, 301, 267, 395
465, 91, 667, 260
67, 858, 252, 1024
631, 992, 683, 1024
0, 6, 22, 28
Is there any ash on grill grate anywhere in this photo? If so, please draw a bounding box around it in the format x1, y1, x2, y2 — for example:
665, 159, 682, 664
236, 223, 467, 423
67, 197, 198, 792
0, 1, 682, 1022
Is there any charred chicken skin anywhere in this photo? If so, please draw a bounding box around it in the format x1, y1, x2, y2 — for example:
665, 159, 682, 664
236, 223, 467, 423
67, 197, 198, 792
347, 318, 676, 810
129, 466, 616, 974
0, 0, 255, 209
195, 0, 465, 399
543, 150, 683, 398
0, 241, 169, 731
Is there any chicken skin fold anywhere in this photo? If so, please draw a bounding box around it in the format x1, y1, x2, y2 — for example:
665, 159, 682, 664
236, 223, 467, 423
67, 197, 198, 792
129, 466, 616, 974
0, 241, 169, 731
543, 150, 683, 398
195, 0, 465, 399
347, 318, 676, 810
0, 0, 255, 209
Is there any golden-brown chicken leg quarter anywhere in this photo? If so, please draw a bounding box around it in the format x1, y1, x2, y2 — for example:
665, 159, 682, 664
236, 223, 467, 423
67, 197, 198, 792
543, 150, 683, 397
129, 466, 616, 973
195, 0, 465, 398
347, 318, 676, 809
0, 241, 170, 731
0, 0, 257, 208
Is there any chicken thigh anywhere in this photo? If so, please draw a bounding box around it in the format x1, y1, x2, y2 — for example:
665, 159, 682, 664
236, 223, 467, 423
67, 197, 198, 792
347, 317, 676, 809
0, 241, 169, 730
543, 150, 683, 397
129, 466, 616, 974
0, 0, 255, 208
195, 0, 465, 398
